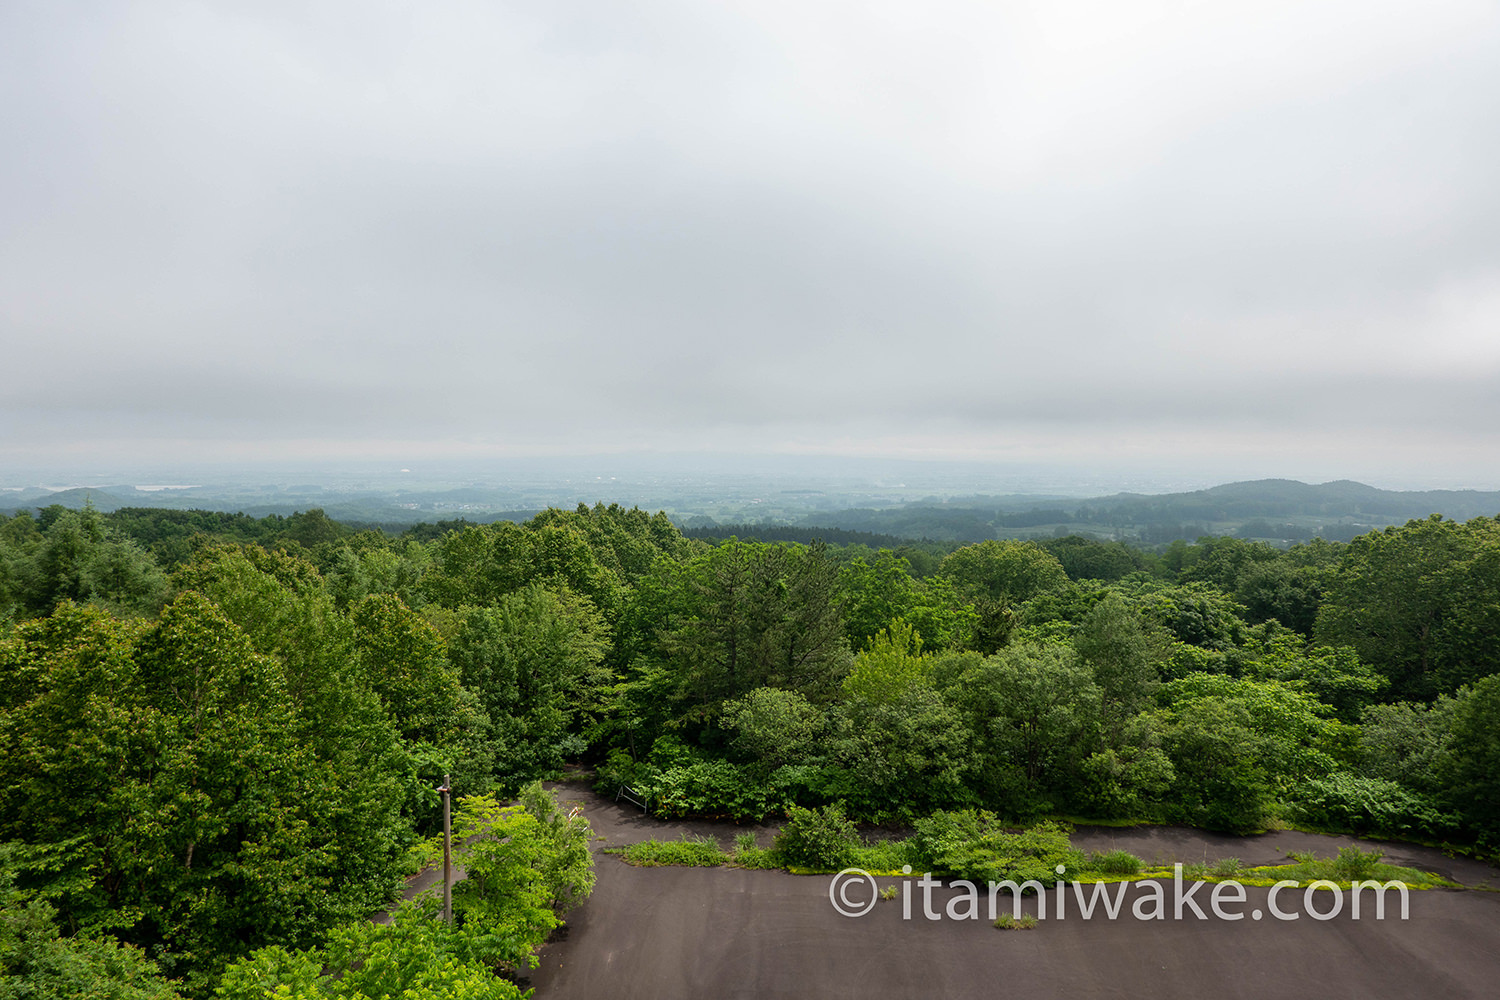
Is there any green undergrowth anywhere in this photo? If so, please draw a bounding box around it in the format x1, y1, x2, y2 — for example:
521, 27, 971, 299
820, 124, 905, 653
1276, 820, 1496, 865
613, 831, 1461, 891
615, 835, 730, 867
1055, 814, 1160, 829
1089, 849, 1145, 875
1115, 847, 1456, 889
1245, 847, 1456, 889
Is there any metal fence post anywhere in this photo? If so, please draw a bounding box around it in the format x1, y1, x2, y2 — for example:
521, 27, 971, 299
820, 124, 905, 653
439, 774, 452, 926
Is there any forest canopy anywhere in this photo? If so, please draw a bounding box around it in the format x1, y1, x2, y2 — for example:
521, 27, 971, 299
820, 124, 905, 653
2, 500, 1499, 996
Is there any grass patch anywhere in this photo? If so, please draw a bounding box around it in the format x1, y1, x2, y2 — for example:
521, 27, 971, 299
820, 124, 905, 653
725, 829, 780, 869
608, 826, 1459, 892
1243, 846, 1456, 889
849, 837, 914, 875
616, 835, 729, 867
1087, 850, 1143, 876
993, 912, 1038, 930
731, 846, 778, 870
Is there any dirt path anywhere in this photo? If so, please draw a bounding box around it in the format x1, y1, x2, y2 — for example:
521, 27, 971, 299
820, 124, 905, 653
528, 785, 1500, 1000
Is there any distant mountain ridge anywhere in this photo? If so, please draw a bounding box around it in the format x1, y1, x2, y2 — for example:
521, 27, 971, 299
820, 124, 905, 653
5, 477, 1499, 546
1082, 478, 1500, 519
797, 479, 1500, 544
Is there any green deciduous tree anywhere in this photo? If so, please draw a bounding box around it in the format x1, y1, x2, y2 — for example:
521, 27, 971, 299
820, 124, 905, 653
1150, 697, 1272, 833
823, 683, 972, 820
1152, 672, 1351, 832
1077, 714, 1176, 819
939, 539, 1070, 604
0, 596, 413, 994
1440, 674, 1500, 842
939, 541, 1070, 652
215, 784, 591, 1000
527, 503, 692, 584
1235, 560, 1323, 635
0, 846, 183, 1000
722, 686, 824, 771
1072, 594, 1167, 717
1040, 535, 1148, 582
1314, 514, 1500, 699
168, 545, 418, 865
214, 903, 525, 1000
629, 541, 851, 732
350, 594, 494, 811
1125, 580, 1249, 652
448, 584, 610, 790
1179, 536, 1280, 591
841, 618, 929, 705
838, 552, 975, 651
1237, 632, 1385, 722
1357, 696, 1459, 797
423, 520, 622, 617
948, 641, 1101, 810
442, 790, 595, 968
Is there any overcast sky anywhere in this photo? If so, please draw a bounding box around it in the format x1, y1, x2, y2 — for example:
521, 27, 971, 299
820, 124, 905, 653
3, 1, 1499, 488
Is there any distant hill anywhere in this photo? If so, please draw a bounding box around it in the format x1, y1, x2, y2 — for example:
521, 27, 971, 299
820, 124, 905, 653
0, 484, 545, 526
6, 477, 1499, 548
6, 487, 139, 512
798, 479, 1500, 545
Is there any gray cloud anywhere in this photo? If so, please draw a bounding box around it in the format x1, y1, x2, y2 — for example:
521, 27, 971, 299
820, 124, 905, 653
3, 0, 1498, 482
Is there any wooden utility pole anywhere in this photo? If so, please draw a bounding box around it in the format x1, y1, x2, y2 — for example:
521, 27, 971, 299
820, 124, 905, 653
439, 774, 452, 926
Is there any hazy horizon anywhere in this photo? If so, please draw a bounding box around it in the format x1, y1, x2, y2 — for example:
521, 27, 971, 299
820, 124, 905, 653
5, 452, 1500, 501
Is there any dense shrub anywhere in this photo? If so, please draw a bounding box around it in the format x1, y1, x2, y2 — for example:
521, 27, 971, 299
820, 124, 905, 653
773, 804, 859, 869
596, 747, 824, 821
907, 812, 1083, 885
1287, 772, 1457, 838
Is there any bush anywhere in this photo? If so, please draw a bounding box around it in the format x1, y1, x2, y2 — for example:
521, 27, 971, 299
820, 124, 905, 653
1287, 772, 1457, 838
908, 812, 1083, 885
849, 837, 913, 874
773, 803, 859, 869
593, 748, 659, 802
608, 759, 817, 821
217, 899, 527, 1000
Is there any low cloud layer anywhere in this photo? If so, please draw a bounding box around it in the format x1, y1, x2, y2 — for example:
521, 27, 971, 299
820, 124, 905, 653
4, 1, 1498, 485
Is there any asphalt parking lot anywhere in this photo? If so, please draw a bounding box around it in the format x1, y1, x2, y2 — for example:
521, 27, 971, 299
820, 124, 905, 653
527, 785, 1500, 1000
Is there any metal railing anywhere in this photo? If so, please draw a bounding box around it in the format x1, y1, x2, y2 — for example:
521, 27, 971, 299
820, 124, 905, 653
614, 783, 651, 815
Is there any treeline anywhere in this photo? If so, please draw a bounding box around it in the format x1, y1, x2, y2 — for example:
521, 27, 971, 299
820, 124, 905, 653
681, 523, 917, 549
2, 502, 1500, 995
